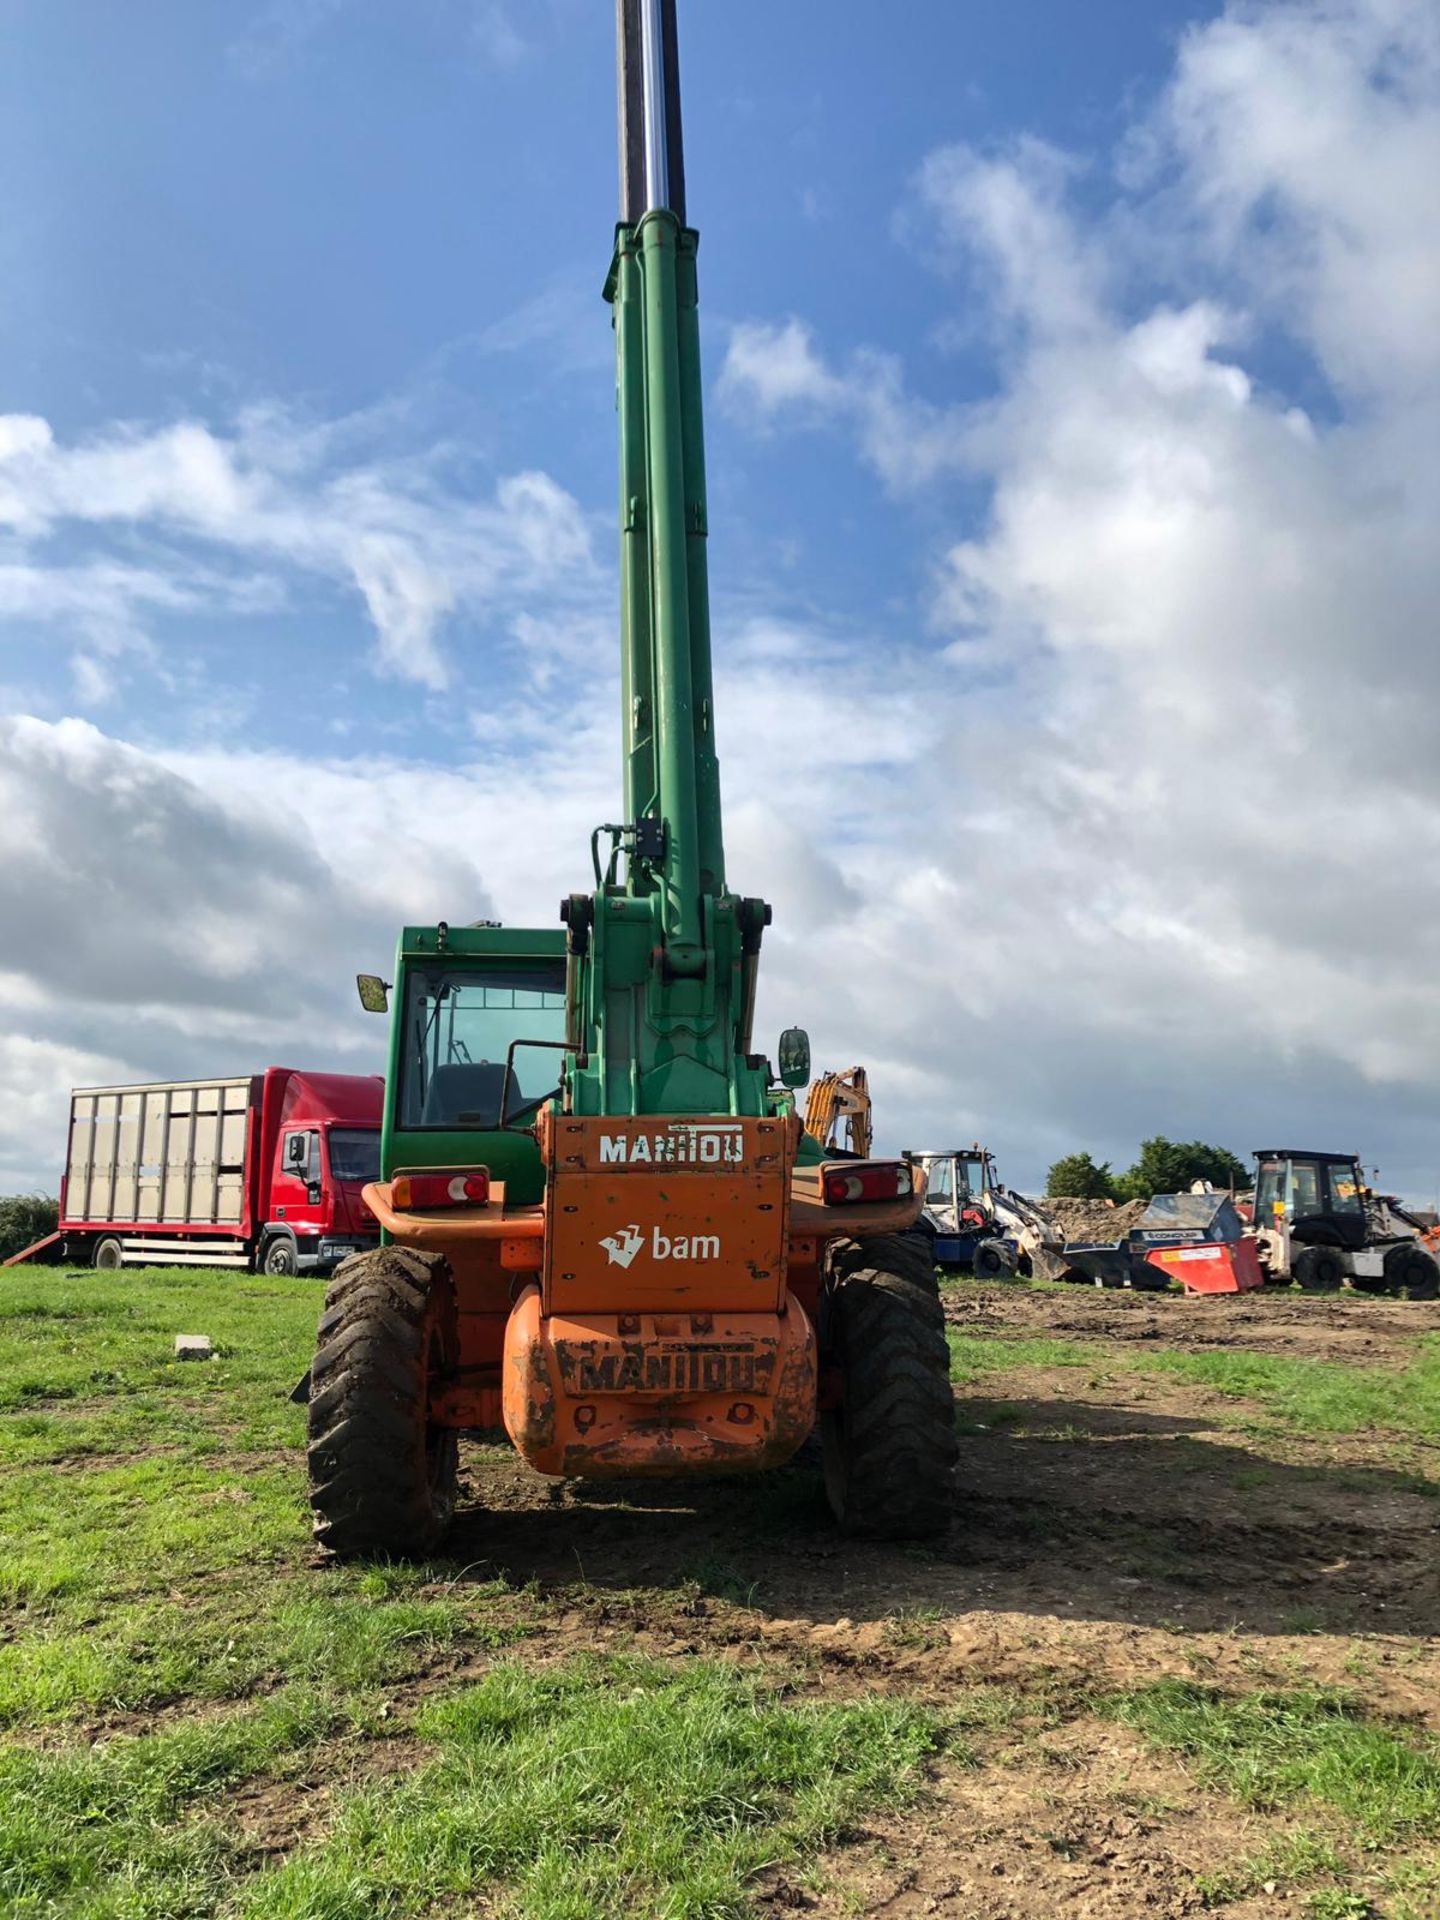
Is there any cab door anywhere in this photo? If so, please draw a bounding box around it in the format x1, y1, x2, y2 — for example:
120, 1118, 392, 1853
273, 1127, 325, 1233
1321, 1160, 1367, 1252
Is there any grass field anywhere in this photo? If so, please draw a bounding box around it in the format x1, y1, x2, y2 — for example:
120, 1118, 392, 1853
2, 1264, 1439, 1917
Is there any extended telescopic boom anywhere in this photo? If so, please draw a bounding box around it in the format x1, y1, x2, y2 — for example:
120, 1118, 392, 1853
565, 0, 769, 1119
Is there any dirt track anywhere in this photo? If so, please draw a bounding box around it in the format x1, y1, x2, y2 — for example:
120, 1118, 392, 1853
428, 1282, 1440, 1918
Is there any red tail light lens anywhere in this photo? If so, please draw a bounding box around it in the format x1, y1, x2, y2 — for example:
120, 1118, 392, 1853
391, 1170, 491, 1211
822, 1162, 913, 1205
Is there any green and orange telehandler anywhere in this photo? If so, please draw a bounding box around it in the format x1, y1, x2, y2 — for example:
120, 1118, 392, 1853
306, 0, 958, 1555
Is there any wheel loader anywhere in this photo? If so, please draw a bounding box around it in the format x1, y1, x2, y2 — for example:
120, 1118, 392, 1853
306, 0, 958, 1557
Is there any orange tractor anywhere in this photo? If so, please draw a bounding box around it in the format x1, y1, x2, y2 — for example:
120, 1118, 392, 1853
305, 0, 958, 1555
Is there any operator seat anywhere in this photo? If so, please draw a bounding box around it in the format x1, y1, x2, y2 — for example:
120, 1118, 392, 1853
421, 1062, 509, 1128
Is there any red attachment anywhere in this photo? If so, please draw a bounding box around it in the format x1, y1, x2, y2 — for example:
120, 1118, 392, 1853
1142, 1238, 1265, 1294
391, 1169, 491, 1212
822, 1161, 913, 1206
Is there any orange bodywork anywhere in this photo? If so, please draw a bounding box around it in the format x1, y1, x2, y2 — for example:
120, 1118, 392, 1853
364, 1114, 923, 1479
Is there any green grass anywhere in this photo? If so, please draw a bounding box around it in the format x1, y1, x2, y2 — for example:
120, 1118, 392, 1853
241, 1654, 940, 1920
946, 1332, 1098, 1382
7, 1262, 1440, 1917
1133, 1341, 1440, 1438
0, 1268, 530, 1734
0, 1688, 357, 1917
1111, 1680, 1440, 1841
0, 1653, 939, 1920
946, 1318, 1440, 1445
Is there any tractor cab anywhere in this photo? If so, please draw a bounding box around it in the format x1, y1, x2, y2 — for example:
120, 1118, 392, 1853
362, 925, 568, 1209
907, 1147, 997, 1264
1253, 1150, 1367, 1254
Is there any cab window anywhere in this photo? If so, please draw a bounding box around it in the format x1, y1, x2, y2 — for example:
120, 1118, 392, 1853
1325, 1164, 1363, 1215
926, 1159, 954, 1203
399, 963, 567, 1130
1289, 1159, 1323, 1215
1255, 1159, 1285, 1215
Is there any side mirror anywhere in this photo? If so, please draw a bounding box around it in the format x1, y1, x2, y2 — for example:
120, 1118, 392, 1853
777, 1027, 811, 1090
356, 973, 390, 1015
286, 1135, 308, 1169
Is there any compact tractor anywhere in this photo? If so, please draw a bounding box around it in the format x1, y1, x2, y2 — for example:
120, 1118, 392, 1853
306, 0, 958, 1555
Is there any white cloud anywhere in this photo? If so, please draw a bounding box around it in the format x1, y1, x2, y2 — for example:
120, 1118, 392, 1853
719, 320, 967, 493
717, 0, 1440, 1195
0, 408, 599, 694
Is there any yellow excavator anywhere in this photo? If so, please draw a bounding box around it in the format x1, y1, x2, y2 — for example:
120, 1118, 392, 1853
804, 1068, 873, 1160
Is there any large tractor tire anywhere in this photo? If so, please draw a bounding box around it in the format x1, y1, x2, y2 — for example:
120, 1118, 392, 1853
1293, 1245, 1344, 1292
306, 1246, 459, 1558
1384, 1243, 1440, 1300
820, 1232, 958, 1540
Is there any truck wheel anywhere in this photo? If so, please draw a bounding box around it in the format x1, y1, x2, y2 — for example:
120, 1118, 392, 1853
973, 1238, 1014, 1280
820, 1233, 958, 1540
306, 1246, 459, 1558
93, 1237, 123, 1271
1384, 1245, 1440, 1300
1293, 1246, 1344, 1291
261, 1236, 297, 1277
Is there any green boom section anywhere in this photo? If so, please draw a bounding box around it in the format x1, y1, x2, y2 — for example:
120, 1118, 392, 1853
379, 8, 776, 1185
561, 203, 771, 1121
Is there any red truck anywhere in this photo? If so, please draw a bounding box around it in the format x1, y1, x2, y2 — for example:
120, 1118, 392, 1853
7, 1069, 383, 1275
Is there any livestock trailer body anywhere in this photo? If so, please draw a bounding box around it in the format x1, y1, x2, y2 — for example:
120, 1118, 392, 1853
55, 1069, 383, 1274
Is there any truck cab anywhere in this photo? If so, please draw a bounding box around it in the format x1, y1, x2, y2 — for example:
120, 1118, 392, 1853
256, 1068, 384, 1274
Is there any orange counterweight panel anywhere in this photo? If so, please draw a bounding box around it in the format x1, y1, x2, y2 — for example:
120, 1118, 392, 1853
502, 1283, 816, 1477
539, 1112, 793, 1315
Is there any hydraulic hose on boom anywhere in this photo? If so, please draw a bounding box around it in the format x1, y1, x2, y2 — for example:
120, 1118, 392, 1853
565, 0, 768, 1120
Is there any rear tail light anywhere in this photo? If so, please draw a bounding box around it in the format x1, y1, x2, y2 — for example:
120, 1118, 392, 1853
822, 1162, 913, 1205
391, 1169, 491, 1211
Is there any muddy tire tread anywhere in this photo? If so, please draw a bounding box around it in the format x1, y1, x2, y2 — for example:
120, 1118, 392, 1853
822, 1232, 958, 1540
306, 1245, 458, 1559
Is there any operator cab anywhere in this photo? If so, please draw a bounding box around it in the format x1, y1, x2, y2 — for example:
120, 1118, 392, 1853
359, 925, 570, 1207
397, 963, 567, 1130
906, 1147, 997, 1261
1253, 1150, 1367, 1253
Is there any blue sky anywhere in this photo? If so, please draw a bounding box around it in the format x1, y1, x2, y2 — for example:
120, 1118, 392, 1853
0, 0, 1211, 751
2, 0, 1439, 1202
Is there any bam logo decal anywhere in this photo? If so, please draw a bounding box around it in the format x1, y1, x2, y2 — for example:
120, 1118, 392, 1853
598, 1223, 721, 1266
598, 1225, 645, 1270
597, 1123, 745, 1167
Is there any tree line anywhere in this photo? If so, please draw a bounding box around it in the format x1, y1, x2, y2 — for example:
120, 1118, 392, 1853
1046, 1137, 1248, 1203
0, 1195, 58, 1264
